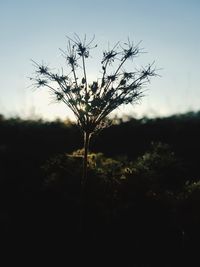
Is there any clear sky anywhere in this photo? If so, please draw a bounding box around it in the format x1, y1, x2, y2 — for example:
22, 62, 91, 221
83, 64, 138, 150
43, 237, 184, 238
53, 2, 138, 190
0, 0, 200, 120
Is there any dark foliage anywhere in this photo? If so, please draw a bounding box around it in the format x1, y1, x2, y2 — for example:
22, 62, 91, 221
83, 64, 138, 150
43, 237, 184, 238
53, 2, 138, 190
0, 111, 200, 265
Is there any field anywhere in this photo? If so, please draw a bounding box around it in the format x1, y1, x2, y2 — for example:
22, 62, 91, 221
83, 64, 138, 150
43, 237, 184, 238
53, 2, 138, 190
0, 111, 200, 266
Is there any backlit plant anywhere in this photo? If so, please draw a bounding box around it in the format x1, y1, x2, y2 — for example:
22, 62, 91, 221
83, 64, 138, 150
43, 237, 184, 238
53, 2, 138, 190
30, 34, 157, 189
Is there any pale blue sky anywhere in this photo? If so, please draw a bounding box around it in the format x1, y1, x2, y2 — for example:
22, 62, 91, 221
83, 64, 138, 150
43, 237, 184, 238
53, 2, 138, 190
0, 0, 200, 120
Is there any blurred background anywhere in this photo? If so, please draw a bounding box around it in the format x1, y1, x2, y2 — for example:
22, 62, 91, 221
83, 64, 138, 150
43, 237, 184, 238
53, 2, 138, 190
0, 0, 200, 121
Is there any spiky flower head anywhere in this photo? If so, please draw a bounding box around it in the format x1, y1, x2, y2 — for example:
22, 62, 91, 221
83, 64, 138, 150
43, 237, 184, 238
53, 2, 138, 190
30, 35, 157, 134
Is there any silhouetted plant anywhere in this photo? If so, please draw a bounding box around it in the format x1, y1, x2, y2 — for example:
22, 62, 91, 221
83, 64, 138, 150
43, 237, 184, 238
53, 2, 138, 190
30, 34, 157, 189
30, 36, 157, 233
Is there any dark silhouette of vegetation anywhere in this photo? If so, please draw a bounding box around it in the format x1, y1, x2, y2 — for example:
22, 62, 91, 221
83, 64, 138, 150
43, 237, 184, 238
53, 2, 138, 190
30, 34, 157, 196
0, 111, 200, 265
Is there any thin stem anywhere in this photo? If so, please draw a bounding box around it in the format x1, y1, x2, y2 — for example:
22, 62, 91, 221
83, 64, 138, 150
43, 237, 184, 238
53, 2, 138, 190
80, 131, 91, 233
72, 64, 78, 87
82, 55, 88, 95
101, 60, 109, 88
82, 131, 90, 187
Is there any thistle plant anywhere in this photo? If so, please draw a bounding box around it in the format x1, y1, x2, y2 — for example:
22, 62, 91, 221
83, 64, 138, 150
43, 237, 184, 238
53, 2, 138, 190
30, 34, 157, 190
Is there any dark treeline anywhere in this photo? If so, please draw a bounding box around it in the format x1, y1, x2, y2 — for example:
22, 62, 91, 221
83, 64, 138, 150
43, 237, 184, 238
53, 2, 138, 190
0, 111, 200, 265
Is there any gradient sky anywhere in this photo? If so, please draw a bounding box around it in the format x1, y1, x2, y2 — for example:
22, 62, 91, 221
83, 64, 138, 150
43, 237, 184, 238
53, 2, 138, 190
0, 0, 200, 120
